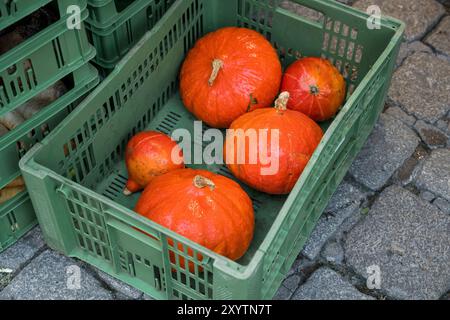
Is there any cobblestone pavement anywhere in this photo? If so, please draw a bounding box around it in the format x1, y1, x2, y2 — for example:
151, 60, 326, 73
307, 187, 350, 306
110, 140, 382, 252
1, 0, 449, 300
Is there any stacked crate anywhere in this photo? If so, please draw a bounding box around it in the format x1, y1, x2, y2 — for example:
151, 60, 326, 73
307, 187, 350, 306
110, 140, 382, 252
85, 0, 176, 75
0, 0, 99, 251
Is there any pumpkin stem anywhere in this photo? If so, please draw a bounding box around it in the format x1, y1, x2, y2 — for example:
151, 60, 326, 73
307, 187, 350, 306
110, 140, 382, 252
208, 59, 224, 87
193, 175, 216, 190
274, 91, 290, 111
309, 85, 320, 96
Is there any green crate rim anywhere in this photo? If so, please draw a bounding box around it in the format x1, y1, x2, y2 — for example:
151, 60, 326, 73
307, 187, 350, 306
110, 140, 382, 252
86, 0, 154, 30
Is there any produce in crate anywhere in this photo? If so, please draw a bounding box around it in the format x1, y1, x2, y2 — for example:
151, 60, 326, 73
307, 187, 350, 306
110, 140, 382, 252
124, 131, 185, 195
135, 169, 254, 268
0, 186, 25, 204
180, 27, 282, 128
0, 110, 25, 130
280, 57, 346, 121
224, 92, 324, 195
6, 176, 25, 188
16, 81, 67, 119
0, 124, 8, 137
0, 80, 68, 129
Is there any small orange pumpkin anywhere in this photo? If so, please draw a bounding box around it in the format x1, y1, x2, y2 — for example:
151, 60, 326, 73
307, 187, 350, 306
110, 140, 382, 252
281, 57, 346, 121
180, 27, 282, 128
124, 131, 184, 195
134, 169, 254, 269
224, 92, 324, 195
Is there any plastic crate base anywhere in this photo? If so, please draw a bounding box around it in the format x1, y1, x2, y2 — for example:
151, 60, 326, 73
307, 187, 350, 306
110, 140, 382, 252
0, 191, 37, 253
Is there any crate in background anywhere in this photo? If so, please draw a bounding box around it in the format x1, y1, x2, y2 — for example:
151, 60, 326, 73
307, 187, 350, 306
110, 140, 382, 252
85, 0, 176, 75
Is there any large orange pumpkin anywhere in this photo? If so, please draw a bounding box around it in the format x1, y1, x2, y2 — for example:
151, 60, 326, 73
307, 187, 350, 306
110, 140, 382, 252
180, 27, 282, 128
224, 92, 324, 195
134, 169, 254, 267
124, 131, 184, 195
280, 57, 346, 122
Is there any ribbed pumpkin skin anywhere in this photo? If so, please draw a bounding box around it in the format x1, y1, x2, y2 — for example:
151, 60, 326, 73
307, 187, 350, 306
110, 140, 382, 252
281, 57, 346, 122
224, 106, 324, 195
134, 169, 255, 263
125, 131, 184, 194
180, 27, 282, 128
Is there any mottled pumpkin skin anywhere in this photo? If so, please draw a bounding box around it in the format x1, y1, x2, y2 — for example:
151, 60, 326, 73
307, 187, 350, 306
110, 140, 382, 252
125, 131, 184, 194
134, 169, 255, 267
180, 27, 282, 128
281, 57, 346, 122
224, 107, 324, 195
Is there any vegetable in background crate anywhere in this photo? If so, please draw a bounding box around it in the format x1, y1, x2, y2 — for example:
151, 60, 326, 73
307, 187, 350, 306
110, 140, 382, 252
134, 169, 254, 269
0, 111, 25, 130
180, 27, 282, 128
16, 81, 68, 119
6, 176, 25, 188
0, 185, 25, 204
224, 92, 324, 195
0, 123, 8, 137
124, 131, 185, 195
280, 57, 346, 121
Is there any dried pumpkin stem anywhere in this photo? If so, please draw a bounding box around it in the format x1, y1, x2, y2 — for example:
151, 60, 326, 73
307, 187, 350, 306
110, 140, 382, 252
208, 59, 224, 87
193, 175, 216, 190
274, 91, 290, 111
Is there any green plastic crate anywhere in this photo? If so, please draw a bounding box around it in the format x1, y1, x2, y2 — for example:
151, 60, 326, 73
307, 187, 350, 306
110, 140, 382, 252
0, 0, 95, 118
0, 63, 99, 253
0, 0, 52, 30
20, 0, 404, 299
85, 0, 176, 75
0, 190, 35, 252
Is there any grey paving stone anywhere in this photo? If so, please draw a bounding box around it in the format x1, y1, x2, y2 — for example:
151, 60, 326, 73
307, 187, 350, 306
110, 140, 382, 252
302, 203, 360, 260
321, 241, 345, 265
396, 42, 433, 68
436, 119, 449, 132
353, 0, 445, 41
433, 197, 450, 215
292, 268, 374, 300
282, 274, 302, 292
416, 148, 450, 201
414, 120, 449, 149
95, 269, 143, 300
0, 250, 114, 300
0, 227, 45, 273
325, 180, 368, 213
388, 52, 450, 124
273, 285, 293, 300
420, 190, 436, 202
394, 145, 429, 186
384, 106, 417, 127
349, 114, 420, 190
344, 186, 450, 300
425, 16, 450, 59
286, 257, 316, 278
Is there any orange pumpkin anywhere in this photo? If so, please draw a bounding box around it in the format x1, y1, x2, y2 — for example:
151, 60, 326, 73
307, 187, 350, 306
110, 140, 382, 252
280, 57, 346, 122
224, 92, 324, 195
124, 131, 184, 195
134, 169, 254, 268
180, 27, 282, 128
